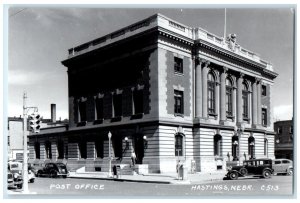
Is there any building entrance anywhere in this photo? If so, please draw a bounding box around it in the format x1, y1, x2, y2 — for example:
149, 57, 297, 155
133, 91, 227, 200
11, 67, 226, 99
134, 134, 144, 164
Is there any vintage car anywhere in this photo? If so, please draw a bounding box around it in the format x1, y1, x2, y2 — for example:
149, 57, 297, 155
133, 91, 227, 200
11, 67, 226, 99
226, 158, 274, 180
8, 161, 35, 183
273, 159, 293, 175
36, 163, 68, 178
7, 171, 15, 189
7, 170, 23, 189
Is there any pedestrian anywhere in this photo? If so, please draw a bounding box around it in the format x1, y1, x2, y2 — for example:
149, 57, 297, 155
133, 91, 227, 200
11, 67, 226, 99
113, 165, 118, 179
131, 151, 136, 167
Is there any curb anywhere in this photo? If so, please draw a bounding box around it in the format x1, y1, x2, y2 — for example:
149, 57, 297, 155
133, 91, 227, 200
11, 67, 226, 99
68, 176, 172, 184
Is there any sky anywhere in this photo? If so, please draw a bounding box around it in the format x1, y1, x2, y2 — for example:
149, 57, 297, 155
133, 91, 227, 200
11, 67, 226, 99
7, 6, 294, 121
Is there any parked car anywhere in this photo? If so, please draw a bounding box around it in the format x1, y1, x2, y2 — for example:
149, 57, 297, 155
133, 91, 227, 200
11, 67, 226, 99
7, 170, 23, 189
8, 161, 35, 183
226, 158, 274, 180
7, 171, 15, 189
36, 163, 68, 178
273, 159, 293, 175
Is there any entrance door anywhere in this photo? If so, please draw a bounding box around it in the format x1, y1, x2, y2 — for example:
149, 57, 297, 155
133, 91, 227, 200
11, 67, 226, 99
134, 135, 144, 164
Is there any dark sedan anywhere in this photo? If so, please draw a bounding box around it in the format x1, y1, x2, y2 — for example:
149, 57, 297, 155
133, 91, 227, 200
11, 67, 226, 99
36, 163, 69, 178
226, 158, 274, 180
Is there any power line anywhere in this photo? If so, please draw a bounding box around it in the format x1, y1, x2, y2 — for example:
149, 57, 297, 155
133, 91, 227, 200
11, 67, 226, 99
9, 8, 27, 18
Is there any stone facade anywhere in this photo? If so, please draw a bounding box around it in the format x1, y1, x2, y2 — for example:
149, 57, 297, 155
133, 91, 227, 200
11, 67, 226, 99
274, 120, 293, 160
28, 14, 278, 174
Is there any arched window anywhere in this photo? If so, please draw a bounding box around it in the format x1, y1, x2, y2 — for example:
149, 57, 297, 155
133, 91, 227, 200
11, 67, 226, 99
207, 72, 216, 114
214, 134, 222, 156
226, 78, 233, 117
264, 138, 268, 156
248, 136, 255, 159
45, 140, 52, 159
232, 135, 239, 161
242, 82, 249, 119
34, 142, 40, 159
175, 133, 184, 156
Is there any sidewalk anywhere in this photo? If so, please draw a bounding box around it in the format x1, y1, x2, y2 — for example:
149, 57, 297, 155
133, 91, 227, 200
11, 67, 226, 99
68, 171, 227, 185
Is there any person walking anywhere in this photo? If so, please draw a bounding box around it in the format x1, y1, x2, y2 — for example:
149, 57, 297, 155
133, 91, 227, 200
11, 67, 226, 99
131, 151, 136, 167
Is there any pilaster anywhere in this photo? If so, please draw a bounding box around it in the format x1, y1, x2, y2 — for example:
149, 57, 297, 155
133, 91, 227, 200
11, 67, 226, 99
195, 58, 203, 118
201, 60, 210, 119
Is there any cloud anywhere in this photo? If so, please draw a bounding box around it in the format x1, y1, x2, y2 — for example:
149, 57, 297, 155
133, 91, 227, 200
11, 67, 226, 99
8, 70, 46, 86
273, 104, 293, 121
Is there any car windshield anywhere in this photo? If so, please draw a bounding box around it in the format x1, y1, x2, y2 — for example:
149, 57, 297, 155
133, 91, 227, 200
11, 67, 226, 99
56, 163, 66, 168
10, 164, 19, 168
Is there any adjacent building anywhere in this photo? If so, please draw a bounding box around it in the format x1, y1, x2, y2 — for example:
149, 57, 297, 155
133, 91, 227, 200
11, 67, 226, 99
28, 14, 278, 173
274, 120, 293, 160
8, 116, 27, 161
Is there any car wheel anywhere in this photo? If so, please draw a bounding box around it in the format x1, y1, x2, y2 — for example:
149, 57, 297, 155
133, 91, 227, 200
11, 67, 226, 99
239, 168, 248, 176
29, 179, 35, 183
287, 169, 293, 176
229, 172, 238, 180
50, 171, 58, 178
17, 183, 23, 189
262, 169, 272, 178
63, 175, 67, 179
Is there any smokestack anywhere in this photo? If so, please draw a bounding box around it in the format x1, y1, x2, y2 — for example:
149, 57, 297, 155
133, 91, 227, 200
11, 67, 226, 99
51, 104, 56, 123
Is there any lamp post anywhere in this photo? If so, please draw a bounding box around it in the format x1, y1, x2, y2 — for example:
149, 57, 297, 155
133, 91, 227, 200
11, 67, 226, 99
124, 137, 129, 150
22, 92, 29, 193
108, 131, 112, 178
143, 136, 148, 149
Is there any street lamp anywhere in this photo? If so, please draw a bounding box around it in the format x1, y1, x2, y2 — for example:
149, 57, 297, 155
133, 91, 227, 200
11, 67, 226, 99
108, 131, 112, 178
143, 136, 148, 149
124, 137, 129, 150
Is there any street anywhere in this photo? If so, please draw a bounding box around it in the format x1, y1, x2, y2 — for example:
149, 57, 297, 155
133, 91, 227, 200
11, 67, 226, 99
7, 175, 293, 197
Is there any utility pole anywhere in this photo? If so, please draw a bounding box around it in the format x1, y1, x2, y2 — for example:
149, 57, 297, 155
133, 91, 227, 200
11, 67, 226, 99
22, 92, 40, 193
22, 92, 29, 193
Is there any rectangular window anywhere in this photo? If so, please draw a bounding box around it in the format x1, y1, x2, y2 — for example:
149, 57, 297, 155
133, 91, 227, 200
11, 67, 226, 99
113, 94, 122, 117
133, 89, 143, 114
174, 57, 183, 73
95, 97, 104, 120
242, 91, 248, 119
174, 90, 184, 115
278, 127, 282, 134
208, 81, 215, 114
78, 101, 87, 122
226, 87, 232, 116
262, 108, 267, 126
262, 85, 267, 96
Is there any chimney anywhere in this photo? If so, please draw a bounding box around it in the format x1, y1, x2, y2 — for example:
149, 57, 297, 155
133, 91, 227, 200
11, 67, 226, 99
51, 104, 56, 123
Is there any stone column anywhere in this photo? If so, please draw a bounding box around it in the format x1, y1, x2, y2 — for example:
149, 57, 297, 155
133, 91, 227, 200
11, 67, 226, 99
195, 58, 203, 118
220, 67, 227, 122
202, 61, 210, 119
257, 80, 262, 125
252, 79, 258, 126
237, 73, 244, 123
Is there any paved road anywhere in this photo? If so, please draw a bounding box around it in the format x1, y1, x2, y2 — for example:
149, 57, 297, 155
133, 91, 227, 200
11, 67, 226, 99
8, 175, 293, 197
